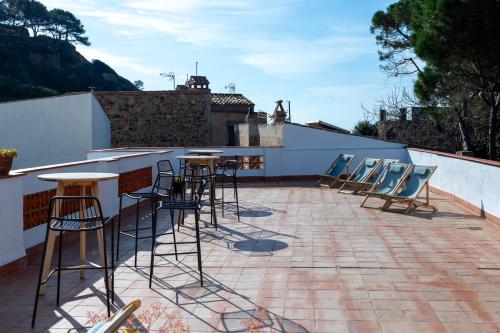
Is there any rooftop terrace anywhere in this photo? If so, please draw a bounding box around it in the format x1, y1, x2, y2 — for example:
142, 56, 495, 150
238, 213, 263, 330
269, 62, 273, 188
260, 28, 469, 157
1, 181, 500, 333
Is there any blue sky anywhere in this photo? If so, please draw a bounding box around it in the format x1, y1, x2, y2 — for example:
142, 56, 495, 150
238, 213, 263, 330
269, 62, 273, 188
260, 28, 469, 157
41, 0, 407, 130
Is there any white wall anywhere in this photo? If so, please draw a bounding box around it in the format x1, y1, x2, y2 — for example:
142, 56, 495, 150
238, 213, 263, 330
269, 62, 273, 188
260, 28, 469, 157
0, 176, 25, 265
0, 93, 111, 169
408, 149, 500, 219
283, 123, 408, 174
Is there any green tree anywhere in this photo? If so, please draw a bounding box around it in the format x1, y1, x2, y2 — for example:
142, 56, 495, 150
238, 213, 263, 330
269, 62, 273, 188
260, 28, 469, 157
353, 121, 379, 137
133, 80, 144, 90
46, 8, 90, 45
413, 0, 500, 160
21, 0, 48, 36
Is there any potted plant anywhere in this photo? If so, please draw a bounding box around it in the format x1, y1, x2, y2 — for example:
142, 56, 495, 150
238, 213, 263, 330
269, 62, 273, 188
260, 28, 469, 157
0, 148, 17, 176
172, 176, 185, 194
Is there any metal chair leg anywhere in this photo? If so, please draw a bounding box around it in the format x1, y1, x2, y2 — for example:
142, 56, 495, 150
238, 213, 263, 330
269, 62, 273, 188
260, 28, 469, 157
234, 178, 240, 221
149, 205, 158, 289
111, 217, 115, 304
134, 200, 140, 267
169, 207, 178, 261
32, 226, 51, 327
56, 230, 63, 307
116, 196, 123, 260
194, 210, 203, 286
101, 227, 111, 317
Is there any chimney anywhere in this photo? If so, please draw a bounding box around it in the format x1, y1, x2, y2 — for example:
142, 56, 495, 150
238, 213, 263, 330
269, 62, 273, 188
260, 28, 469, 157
272, 100, 287, 123
379, 109, 387, 122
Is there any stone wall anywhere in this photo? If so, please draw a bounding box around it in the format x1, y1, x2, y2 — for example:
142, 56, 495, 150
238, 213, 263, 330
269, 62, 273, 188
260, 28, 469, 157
94, 91, 212, 147
236, 123, 284, 147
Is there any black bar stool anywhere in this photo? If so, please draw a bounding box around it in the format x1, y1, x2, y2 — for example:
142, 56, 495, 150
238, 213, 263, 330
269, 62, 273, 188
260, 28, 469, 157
150, 175, 208, 287
32, 196, 113, 327
116, 173, 174, 266
180, 164, 217, 229
216, 156, 240, 221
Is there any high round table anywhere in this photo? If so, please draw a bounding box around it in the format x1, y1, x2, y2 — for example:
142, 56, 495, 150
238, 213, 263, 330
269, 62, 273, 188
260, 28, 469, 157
37, 172, 118, 293
188, 149, 224, 156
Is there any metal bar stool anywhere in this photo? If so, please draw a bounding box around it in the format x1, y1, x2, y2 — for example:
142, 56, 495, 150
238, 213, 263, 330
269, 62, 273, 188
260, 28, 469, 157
179, 164, 217, 229
149, 175, 208, 287
216, 156, 240, 221
116, 173, 174, 267
32, 196, 113, 327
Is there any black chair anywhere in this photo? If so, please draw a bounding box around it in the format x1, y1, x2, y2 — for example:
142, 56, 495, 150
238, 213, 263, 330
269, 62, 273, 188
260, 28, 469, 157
157, 159, 175, 175
32, 196, 113, 327
181, 164, 217, 229
149, 175, 208, 287
116, 173, 173, 267
216, 156, 240, 221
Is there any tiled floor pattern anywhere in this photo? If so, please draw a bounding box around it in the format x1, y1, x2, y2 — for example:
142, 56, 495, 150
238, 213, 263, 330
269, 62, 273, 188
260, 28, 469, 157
1, 181, 500, 332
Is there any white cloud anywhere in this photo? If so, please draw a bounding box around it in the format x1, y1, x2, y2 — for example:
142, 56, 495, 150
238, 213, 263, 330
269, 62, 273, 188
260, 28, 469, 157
241, 32, 375, 76
76, 47, 161, 77
41, 0, 376, 77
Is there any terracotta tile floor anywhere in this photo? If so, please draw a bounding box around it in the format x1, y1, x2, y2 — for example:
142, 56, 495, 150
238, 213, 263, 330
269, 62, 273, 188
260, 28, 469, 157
2, 181, 500, 332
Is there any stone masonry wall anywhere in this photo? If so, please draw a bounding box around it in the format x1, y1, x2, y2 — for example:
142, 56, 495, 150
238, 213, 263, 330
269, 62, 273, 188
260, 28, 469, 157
94, 91, 212, 147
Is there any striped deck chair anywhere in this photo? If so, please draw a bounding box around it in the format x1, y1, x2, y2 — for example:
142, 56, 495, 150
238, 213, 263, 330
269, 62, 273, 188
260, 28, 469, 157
88, 300, 141, 333
360, 163, 412, 207
338, 158, 383, 194
380, 165, 437, 214
354, 159, 400, 193
317, 153, 355, 188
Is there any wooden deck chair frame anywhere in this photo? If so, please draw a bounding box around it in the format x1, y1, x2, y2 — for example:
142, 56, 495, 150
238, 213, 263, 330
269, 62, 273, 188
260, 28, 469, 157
360, 163, 413, 207
88, 299, 141, 333
317, 154, 356, 189
380, 165, 437, 214
338, 158, 383, 194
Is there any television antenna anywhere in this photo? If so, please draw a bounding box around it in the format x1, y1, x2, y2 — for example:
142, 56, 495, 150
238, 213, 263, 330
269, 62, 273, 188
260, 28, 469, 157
160, 72, 176, 90
225, 82, 236, 93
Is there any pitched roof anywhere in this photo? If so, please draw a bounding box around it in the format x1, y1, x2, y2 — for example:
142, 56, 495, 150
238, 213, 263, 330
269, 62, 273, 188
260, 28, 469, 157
211, 93, 254, 106
306, 120, 350, 133
187, 76, 209, 85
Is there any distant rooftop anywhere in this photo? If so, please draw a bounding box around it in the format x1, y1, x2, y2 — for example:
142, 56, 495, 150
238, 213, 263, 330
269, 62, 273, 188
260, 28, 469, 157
211, 93, 254, 106
306, 120, 350, 133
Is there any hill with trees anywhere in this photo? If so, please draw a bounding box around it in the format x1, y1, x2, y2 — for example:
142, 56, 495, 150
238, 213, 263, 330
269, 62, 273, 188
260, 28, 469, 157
0, 0, 137, 102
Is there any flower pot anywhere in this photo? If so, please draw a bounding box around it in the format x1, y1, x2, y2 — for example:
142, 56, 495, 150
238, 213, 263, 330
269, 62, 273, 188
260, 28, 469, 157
0, 157, 13, 176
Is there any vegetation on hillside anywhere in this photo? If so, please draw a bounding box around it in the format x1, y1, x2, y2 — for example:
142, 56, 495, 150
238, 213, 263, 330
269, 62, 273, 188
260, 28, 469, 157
0, 0, 137, 102
371, 0, 500, 161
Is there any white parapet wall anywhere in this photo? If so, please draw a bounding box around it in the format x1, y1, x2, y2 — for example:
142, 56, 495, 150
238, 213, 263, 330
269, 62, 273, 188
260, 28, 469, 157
0, 149, 172, 268
407, 148, 500, 219
0, 93, 111, 169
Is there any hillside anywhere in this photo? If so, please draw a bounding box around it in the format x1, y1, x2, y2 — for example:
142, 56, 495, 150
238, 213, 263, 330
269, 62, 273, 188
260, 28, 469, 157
0, 24, 137, 102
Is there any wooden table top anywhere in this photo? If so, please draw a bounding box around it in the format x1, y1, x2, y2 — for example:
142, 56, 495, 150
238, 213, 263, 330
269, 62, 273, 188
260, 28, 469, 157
188, 149, 224, 155
176, 155, 221, 160
38, 172, 119, 182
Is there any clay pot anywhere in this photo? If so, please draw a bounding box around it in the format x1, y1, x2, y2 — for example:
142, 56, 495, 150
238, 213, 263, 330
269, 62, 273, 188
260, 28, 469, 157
0, 157, 13, 176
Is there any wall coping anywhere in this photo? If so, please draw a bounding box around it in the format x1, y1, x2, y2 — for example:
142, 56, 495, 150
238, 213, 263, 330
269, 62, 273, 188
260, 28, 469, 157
408, 147, 500, 168
10, 150, 173, 176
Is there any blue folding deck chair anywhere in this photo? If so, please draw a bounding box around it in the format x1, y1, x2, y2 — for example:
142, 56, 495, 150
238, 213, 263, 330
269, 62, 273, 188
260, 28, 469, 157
353, 159, 400, 193
338, 158, 383, 194
360, 163, 412, 207
317, 153, 355, 188
380, 165, 437, 214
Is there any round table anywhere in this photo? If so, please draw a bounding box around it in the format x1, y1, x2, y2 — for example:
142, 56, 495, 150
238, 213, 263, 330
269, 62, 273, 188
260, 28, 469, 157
188, 149, 224, 156
37, 172, 118, 291
176, 155, 220, 174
